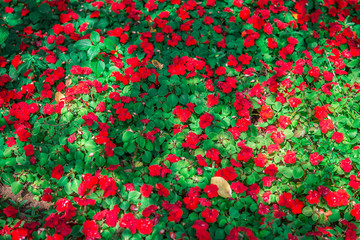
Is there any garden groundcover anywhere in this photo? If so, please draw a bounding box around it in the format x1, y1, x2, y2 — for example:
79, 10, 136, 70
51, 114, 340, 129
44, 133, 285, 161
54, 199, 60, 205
1, 0, 360, 239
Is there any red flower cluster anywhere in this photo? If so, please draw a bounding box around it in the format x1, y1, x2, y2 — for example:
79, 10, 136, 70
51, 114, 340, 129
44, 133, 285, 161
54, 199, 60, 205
149, 164, 171, 177
279, 192, 304, 214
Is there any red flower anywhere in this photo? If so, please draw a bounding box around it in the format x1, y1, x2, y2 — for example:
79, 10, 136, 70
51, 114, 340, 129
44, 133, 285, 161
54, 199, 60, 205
215, 66, 226, 76
278, 116, 291, 129
184, 196, 199, 210
14, 126, 31, 142
124, 183, 135, 191
23, 144, 34, 156
42, 188, 53, 202
12, 55, 23, 70
267, 38, 278, 49
83, 220, 101, 240
271, 131, 285, 144
231, 182, 247, 194
206, 148, 221, 166
264, 164, 278, 176
142, 205, 157, 217
185, 36, 197, 46
283, 151, 296, 164
254, 153, 267, 168
204, 184, 219, 199
192, 220, 209, 231
262, 176, 276, 187
323, 71, 333, 81
104, 205, 120, 227
258, 203, 270, 215
168, 207, 183, 222
99, 175, 117, 197
11, 228, 28, 240
51, 165, 63, 180
206, 0, 216, 6
119, 213, 137, 234
319, 119, 334, 134
117, 107, 132, 121
166, 154, 180, 163
136, 218, 153, 235
3, 205, 18, 218
78, 174, 98, 196
290, 199, 304, 214
95, 102, 105, 112
215, 167, 238, 181
349, 175, 360, 190
73, 197, 95, 207
288, 97, 302, 108
148, 164, 171, 178
332, 131, 344, 143
324, 189, 350, 207
140, 184, 153, 198
260, 105, 273, 121
239, 7, 250, 20
156, 183, 170, 198
310, 152, 323, 166
306, 190, 320, 204
173, 106, 191, 122
46, 233, 64, 240
279, 192, 293, 208
201, 208, 219, 223
149, 164, 161, 177
195, 154, 207, 167
55, 198, 76, 221
182, 132, 200, 149
204, 16, 214, 25
314, 105, 330, 120
237, 145, 254, 163
309, 66, 320, 78
350, 204, 360, 220
340, 158, 352, 173
199, 113, 214, 129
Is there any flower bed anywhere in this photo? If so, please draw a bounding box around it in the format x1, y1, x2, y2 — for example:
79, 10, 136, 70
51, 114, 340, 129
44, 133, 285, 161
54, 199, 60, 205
1, 0, 360, 239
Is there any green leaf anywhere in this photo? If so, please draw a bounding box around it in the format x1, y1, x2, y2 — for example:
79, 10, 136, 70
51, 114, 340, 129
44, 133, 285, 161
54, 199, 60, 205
91, 61, 105, 77
88, 45, 100, 61
229, 207, 240, 219
11, 181, 23, 195
122, 131, 134, 142
353, 119, 360, 129
128, 191, 141, 202
0, 26, 9, 45
95, 157, 106, 167
293, 167, 304, 179
347, 59, 359, 68
90, 31, 101, 43
74, 39, 93, 50
120, 201, 130, 211
279, 166, 293, 179
71, 178, 81, 193
302, 206, 313, 216
329, 209, 340, 222
38, 3, 51, 14
167, 94, 179, 107
103, 38, 116, 50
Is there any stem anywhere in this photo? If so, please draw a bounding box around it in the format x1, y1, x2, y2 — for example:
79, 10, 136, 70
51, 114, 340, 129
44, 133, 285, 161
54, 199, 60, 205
132, 144, 139, 171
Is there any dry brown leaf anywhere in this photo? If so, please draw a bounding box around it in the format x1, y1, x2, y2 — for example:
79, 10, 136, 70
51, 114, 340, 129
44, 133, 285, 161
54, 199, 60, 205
65, 78, 72, 87
211, 177, 232, 198
55, 92, 65, 103
152, 60, 163, 69
293, 126, 305, 138
135, 162, 143, 168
